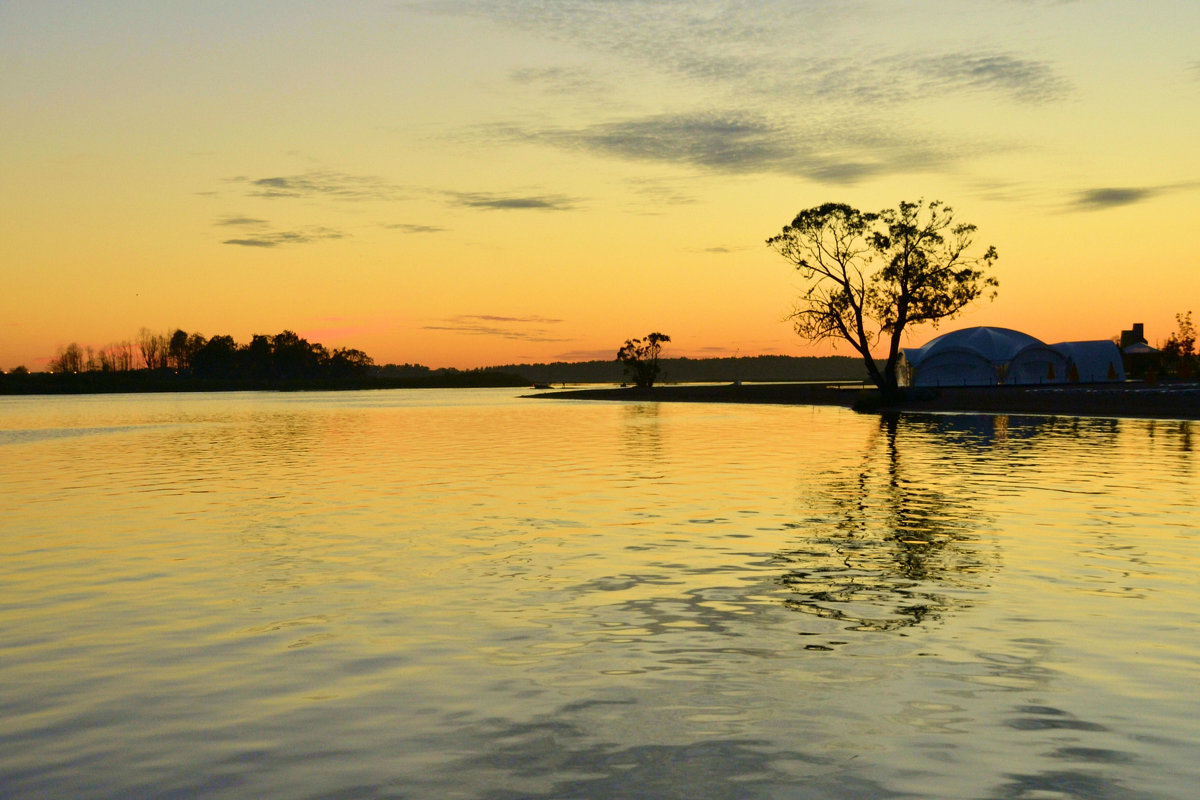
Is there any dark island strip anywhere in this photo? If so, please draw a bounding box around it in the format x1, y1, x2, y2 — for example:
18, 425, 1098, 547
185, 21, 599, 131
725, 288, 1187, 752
531, 382, 1200, 421
0, 370, 531, 395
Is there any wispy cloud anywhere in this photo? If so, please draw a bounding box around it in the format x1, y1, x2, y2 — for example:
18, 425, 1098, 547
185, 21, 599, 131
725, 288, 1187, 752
509, 65, 607, 96
465, 314, 564, 323
418, 1, 1068, 185
553, 347, 619, 361
228, 170, 405, 201
384, 222, 447, 233
221, 226, 346, 248
1069, 187, 1157, 211
215, 215, 270, 227
214, 214, 348, 247
418, 1, 1072, 108
525, 110, 959, 182
908, 52, 1069, 104
547, 112, 791, 172
446, 191, 579, 210
624, 177, 699, 209
1066, 182, 1200, 212
424, 314, 569, 342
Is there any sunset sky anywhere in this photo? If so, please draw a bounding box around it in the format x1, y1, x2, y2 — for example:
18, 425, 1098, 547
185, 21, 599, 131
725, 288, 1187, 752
3, 1, 1198, 370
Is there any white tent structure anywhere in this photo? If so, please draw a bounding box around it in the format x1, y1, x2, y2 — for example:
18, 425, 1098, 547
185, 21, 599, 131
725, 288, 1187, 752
1008, 343, 1071, 385
901, 327, 1124, 387
1052, 340, 1126, 382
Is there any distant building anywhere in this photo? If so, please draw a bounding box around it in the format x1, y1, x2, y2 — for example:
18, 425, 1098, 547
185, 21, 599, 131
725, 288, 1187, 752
900, 326, 1125, 387
1120, 323, 1148, 350
1119, 322, 1160, 379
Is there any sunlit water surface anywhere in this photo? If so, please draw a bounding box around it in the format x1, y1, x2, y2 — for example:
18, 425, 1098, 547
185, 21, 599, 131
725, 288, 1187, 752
2, 389, 1198, 799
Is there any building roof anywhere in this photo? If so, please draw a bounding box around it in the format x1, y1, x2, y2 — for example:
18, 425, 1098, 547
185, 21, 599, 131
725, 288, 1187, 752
904, 327, 1046, 366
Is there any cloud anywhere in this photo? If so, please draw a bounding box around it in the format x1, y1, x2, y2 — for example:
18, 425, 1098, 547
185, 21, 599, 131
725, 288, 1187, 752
417, 2, 1071, 108
1065, 182, 1200, 212
908, 52, 1069, 104
223, 238, 279, 248
524, 110, 959, 183
509, 65, 607, 96
221, 226, 346, 247
384, 222, 447, 233
214, 214, 348, 247
624, 177, 699, 208
446, 191, 578, 210
424, 314, 569, 342
215, 215, 270, 227
463, 314, 564, 323
1069, 187, 1157, 211
416, 1, 1070, 188
553, 348, 619, 361
548, 112, 791, 172
228, 170, 405, 201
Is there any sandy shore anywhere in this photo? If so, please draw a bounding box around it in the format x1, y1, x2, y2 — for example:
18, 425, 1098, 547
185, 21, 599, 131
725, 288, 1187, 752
531, 382, 1200, 420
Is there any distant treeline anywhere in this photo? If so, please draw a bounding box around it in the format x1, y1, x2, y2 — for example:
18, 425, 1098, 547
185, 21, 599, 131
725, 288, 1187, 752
2, 328, 874, 394
0, 328, 526, 394
483, 355, 876, 385
40, 327, 375, 381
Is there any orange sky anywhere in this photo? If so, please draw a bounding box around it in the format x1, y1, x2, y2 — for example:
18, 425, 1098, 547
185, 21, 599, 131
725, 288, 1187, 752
3, 1, 1199, 371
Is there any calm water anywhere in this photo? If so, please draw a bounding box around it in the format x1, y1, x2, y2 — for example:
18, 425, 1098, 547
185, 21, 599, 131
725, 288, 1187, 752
2, 389, 1198, 799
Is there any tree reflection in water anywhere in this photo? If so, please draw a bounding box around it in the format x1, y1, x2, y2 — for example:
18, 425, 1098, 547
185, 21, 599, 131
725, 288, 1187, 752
769, 413, 1088, 632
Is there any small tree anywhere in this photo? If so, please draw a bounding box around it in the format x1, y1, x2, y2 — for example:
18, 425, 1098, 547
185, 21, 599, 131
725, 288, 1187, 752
50, 342, 84, 373
1161, 311, 1197, 379
167, 329, 189, 371
329, 347, 375, 378
767, 200, 997, 400
617, 332, 671, 388
138, 327, 168, 370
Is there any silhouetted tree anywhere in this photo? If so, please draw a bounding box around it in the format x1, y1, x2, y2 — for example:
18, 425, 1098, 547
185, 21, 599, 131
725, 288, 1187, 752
329, 347, 374, 377
116, 340, 136, 372
240, 334, 274, 379
167, 329, 191, 371
185, 332, 206, 369
1161, 311, 1197, 379
270, 330, 327, 379
617, 332, 671, 388
767, 200, 997, 401
138, 327, 169, 370
30, 324, 384, 387
50, 343, 84, 373
192, 334, 239, 379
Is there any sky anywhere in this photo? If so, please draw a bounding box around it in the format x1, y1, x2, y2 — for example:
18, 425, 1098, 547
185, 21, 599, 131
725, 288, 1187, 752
2, 0, 1198, 370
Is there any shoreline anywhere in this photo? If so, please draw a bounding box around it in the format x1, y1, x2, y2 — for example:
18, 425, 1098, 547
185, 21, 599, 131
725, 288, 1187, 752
531, 382, 1200, 421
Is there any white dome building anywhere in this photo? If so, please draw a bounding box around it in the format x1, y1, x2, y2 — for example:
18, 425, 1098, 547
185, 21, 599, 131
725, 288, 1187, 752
900, 327, 1125, 387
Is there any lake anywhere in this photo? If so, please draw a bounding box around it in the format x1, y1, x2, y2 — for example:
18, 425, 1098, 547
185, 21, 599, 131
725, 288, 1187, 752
2, 389, 1198, 799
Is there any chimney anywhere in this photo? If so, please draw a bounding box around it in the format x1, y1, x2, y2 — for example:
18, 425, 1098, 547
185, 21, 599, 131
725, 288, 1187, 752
1120, 323, 1147, 349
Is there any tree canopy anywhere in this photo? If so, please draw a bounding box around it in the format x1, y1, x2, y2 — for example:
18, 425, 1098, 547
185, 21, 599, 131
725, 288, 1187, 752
767, 199, 997, 399
617, 332, 671, 389
1161, 311, 1197, 379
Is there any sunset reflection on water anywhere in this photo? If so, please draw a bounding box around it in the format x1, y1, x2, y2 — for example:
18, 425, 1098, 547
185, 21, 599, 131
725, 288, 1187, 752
1, 390, 1197, 800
